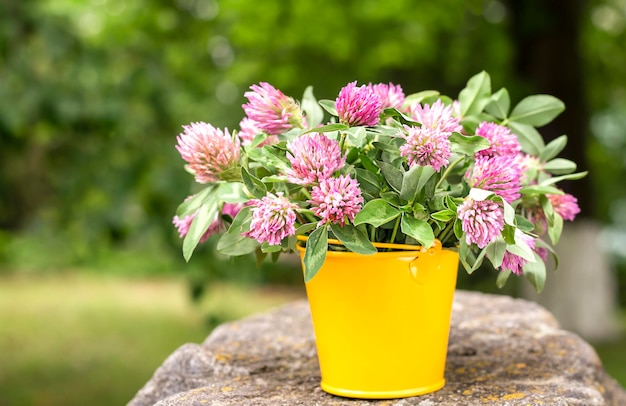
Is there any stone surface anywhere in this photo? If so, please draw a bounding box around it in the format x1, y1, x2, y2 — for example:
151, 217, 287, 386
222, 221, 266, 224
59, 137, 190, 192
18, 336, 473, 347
128, 291, 626, 406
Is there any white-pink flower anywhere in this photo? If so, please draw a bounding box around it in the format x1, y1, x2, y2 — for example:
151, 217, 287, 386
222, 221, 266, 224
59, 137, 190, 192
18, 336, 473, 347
244, 192, 297, 246
286, 133, 345, 185
309, 175, 363, 226
501, 230, 537, 275
457, 198, 504, 249
242, 82, 304, 135
514, 153, 543, 185
175, 122, 240, 183
399, 125, 451, 171
409, 99, 463, 134
548, 192, 580, 221
368, 82, 405, 110
237, 117, 278, 147
475, 122, 521, 158
335, 81, 383, 126
467, 156, 522, 204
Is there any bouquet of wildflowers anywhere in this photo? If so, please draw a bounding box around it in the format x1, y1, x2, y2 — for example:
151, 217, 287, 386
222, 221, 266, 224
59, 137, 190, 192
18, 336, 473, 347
173, 71, 586, 292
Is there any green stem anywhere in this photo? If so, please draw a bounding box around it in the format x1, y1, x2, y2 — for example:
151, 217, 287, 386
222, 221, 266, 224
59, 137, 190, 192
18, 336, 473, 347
436, 156, 465, 189
300, 187, 312, 200
437, 220, 456, 246
388, 215, 401, 245
298, 209, 318, 224
338, 132, 348, 154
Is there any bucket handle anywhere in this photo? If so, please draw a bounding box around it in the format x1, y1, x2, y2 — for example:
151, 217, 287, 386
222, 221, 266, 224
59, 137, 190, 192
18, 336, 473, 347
296, 235, 441, 252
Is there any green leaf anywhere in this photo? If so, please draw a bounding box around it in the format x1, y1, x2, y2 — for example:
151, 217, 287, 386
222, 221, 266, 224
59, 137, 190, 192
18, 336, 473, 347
502, 200, 516, 226
502, 224, 516, 244
449, 133, 491, 156
355, 168, 382, 196
401, 214, 434, 248
458, 71, 492, 117
303, 225, 328, 282
372, 141, 401, 155
296, 222, 317, 235
261, 242, 282, 253
540, 135, 568, 162
250, 145, 290, 171
301, 86, 324, 128
402, 90, 440, 108
485, 87, 510, 119
506, 239, 536, 262
400, 165, 436, 202
217, 182, 248, 203
380, 191, 404, 207
515, 215, 535, 232
430, 209, 456, 222
496, 269, 512, 289
535, 239, 559, 271
377, 160, 404, 192
216, 206, 258, 256
540, 195, 555, 227
470, 246, 489, 273
509, 95, 565, 127
358, 153, 379, 173
543, 158, 577, 175
519, 185, 564, 196
353, 199, 401, 227
507, 121, 545, 156
548, 212, 564, 245
329, 223, 377, 255
524, 252, 547, 293
445, 195, 461, 212
381, 108, 420, 126
241, 167, 267, 198
318, 99, 337, 116
453, 218, 463, 240
176, 185, 216, 218
346, 126, 367, 147
458, 237, 472, 273
304, 123, 348, 134
486, 238, 507, 269
540, 171, 588, 186
182, 199, 219, 261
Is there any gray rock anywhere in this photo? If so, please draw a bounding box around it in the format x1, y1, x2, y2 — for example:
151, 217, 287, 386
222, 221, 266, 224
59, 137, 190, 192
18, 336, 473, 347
128, 291, 626, 406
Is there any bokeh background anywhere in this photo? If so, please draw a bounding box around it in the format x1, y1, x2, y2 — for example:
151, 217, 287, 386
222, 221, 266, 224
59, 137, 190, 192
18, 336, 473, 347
1, 0, 626, 404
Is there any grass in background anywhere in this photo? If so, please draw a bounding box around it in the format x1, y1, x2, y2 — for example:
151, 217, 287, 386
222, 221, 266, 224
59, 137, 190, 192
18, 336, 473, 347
0, 272, 305, 406
593, 311, 626, 387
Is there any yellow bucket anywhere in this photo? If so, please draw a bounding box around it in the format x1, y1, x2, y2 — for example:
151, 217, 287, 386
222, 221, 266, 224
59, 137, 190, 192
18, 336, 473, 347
297, 237, 459, 399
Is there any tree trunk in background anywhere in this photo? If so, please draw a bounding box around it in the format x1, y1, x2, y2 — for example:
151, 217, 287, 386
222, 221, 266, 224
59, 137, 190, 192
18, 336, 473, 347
508, 0, 592, 215
508, 0, 619, 341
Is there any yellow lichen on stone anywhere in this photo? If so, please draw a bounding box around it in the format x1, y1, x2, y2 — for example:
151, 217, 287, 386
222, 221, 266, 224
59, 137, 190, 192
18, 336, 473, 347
481, 394, 500, 402
502, 392, 526, 400
220, 386, 233, 393
214, 354, 231, 362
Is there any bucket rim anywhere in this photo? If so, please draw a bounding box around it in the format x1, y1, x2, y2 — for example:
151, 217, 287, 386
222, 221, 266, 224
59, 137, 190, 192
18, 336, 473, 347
295, 235, 444, 257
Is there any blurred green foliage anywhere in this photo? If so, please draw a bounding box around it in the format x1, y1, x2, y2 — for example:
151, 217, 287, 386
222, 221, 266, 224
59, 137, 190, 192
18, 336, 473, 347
1, 0, 626, 300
